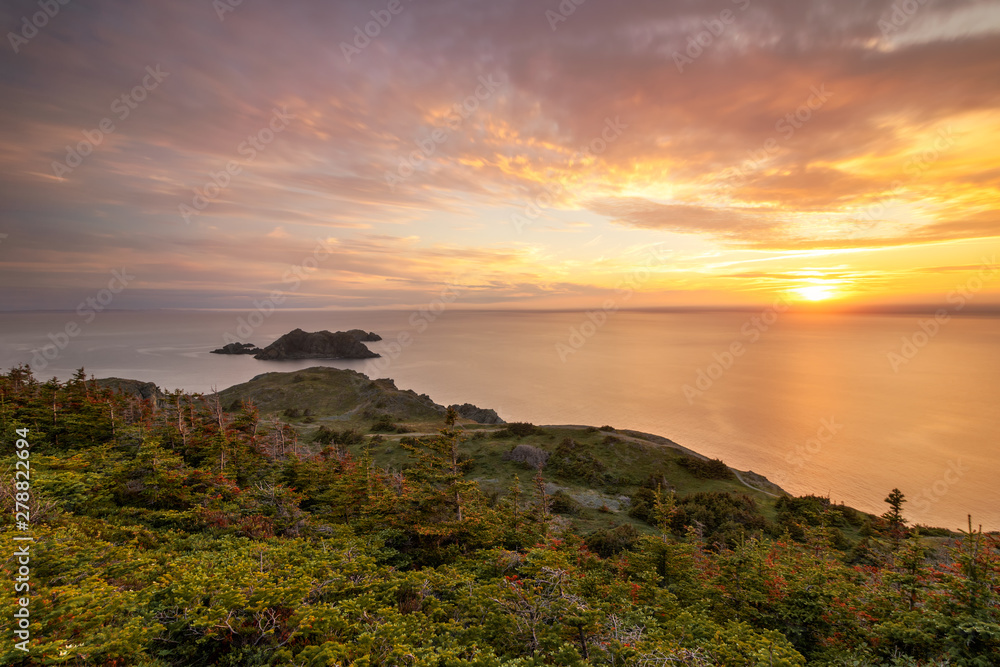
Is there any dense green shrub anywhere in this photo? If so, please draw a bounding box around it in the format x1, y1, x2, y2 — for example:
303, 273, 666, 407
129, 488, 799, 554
585, 524, 640, 557
677, 456, 735, 480
671, 491, 769, 548
546, 438, 626, 489
313, 425, 364, 446
496, 422, 544, 437
370, 413, 398, 432
549, 490, 582, 515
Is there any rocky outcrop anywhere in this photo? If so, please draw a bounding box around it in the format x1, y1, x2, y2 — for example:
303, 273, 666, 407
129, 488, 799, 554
95, 378, 167, 406
503, 444, 549, 469
344, 329, 382, 342
210, 342, 262, 355
253, 329, 380, 360
449, 403, 506, 424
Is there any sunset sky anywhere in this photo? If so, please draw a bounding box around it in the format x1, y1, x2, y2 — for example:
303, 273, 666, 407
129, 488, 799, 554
1, 0, 999, 311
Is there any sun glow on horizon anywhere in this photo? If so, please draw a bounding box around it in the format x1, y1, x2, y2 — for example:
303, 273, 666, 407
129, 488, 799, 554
792, 284, 840, 302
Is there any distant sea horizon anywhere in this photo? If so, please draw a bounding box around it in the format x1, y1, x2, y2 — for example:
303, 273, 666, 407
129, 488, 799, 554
1, 308, 997, 531
6, 302, 1000, 314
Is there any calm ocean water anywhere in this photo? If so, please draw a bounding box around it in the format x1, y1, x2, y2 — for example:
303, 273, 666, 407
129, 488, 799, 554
1, 308, 997, 531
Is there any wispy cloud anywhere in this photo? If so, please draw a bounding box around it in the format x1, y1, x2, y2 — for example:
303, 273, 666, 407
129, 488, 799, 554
1, 0, 998, 308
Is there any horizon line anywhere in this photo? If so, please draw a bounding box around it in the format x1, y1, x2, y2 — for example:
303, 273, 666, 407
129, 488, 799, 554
3, 304, 1000, 316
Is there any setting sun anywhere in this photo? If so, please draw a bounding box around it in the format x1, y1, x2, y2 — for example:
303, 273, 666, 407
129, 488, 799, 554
792, 284, 838, 301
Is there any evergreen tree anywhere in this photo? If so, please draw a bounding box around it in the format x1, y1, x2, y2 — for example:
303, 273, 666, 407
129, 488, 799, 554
882, 487, 909, 548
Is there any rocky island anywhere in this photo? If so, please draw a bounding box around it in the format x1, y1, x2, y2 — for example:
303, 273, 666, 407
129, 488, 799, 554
212, 328, 382, 360
342, 329, 382, 342
210, 342, 262, 355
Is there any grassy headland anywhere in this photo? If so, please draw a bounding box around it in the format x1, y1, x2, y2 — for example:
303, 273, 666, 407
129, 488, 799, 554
0, 364, 994, 666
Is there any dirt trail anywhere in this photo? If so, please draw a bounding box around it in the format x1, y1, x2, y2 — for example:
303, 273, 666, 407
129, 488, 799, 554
729, 469, 780, 497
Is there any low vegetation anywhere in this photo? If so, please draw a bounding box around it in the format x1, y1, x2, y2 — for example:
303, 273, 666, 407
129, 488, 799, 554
677, 456, 736, 480
1, 365, 997, 666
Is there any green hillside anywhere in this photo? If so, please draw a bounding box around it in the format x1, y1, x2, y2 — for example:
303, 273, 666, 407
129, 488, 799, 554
216, 366, 447, 425
213, 367, 855, 542
208, 367, 968, 561
1, 365, 993, 666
